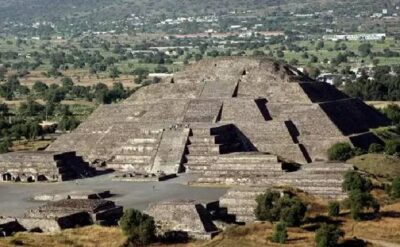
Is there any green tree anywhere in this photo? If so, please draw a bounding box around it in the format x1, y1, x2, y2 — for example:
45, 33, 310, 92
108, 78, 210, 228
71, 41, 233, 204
18, 98, 44, 117
382, 105, 400, 124
255, 190, 281, 222
255, 191, 306, 226
276, 50, 284, 58
328, 202, 340, 217
0, 139, 12, 153
316, 41, 325, 51
385, 140, 400, 155
391, 177, 400, 199
61, 77, 74, 90
0, 102, 9, 117
368, 143, 384, 153
315, 224, 342, 247
109, 66, 121, 79
327, 143, 354, 161
348, 189, 380, 220
0, 65, 7, 81
358, 43, 373, 57
58, 116, 80, 132
271, 222, 288, 244
342, 170, 373, 193
32, 81, 49, 95
119, 209, 156, 246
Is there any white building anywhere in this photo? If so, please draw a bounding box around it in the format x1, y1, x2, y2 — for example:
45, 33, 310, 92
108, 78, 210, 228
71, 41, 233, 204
323, 33, 386, 41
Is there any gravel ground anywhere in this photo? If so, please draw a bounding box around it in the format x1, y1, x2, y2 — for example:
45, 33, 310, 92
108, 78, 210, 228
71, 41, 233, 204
0, 173, 227, 217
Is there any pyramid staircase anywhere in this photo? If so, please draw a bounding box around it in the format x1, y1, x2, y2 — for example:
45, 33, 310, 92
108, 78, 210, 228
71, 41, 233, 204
107, 129, 163, 173
57, 154, 95, 181
195, 153, 285, 185
184, 125, 242, 173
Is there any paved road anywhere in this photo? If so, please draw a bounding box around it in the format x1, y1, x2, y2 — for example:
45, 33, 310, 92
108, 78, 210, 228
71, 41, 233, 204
0, 174, 227, 217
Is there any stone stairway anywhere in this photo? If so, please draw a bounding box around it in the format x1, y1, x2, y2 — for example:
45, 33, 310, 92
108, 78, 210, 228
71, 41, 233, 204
107, 129, 163, 173
195, 153, 285, 185
184, 125, 242, 173
278, 162, 353, 200
220, 186, 268, 223
218, 162, 353, 223
57, 155, 95, 181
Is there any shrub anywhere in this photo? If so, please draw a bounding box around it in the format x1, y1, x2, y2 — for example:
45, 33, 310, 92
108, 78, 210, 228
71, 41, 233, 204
385, 140, 400, 155
119, 209, 156, 245
255, 191, 306, 226
348, 190, 380, 220
278, 196, 307, 227
271, 222, 288, 244
327, 143, 354, 161
315, 224, 342, 247
382, 104, 400, 124
392, 177, 400, 199
0, 139, 12, 154
342, 171, 372, 193
368, 143, 384, 153
255, 190, 281, 222
353, 147, 366, 156
328, 202, 340, 217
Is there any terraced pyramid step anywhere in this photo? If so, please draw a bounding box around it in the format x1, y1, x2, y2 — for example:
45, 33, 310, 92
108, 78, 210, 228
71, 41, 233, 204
113, 155, 152, 163
196, 176, 278, 185
128, 138, 158, 144
217, 153, 279, 163
107, 162, 150, 172
209, 162, 282, 171
188, 134, 235, 145
120, 145, 155, 153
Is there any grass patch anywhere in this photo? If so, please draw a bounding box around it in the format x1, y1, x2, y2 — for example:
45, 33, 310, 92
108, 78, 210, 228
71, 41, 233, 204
11, 139, 53, 152
348, 153, 400, 179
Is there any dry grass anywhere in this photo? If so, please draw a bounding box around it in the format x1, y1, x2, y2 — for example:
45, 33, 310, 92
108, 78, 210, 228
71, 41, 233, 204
367, 101, 400, 109
0, 226, 126, 247
199, 223, 314, 247
348, 154, 400, 179
341, 203, 400, 244
11, 139, 53, 151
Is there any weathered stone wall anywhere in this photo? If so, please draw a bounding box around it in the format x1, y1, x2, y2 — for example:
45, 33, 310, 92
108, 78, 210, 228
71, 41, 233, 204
0, 151, 94, 183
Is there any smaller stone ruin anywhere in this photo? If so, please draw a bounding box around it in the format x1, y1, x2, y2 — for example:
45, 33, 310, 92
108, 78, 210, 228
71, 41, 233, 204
33, 190, 111, 201
145, 200, 220, 240
0, 151, 95, 183
2, 199, 123, 234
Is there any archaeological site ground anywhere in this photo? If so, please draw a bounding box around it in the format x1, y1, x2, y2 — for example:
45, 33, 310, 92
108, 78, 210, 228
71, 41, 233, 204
0, 57, 397, 244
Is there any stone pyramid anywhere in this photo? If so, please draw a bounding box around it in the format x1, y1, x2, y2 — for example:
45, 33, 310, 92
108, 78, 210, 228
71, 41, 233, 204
46, 57, 389, 174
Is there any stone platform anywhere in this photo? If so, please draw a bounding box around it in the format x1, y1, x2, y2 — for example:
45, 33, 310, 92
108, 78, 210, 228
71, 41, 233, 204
145, 200, 220, 240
